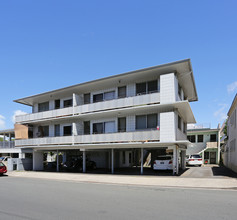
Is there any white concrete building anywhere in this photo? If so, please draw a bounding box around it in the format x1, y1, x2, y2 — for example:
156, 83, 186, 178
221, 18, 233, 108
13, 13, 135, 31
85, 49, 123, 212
223, 94, 237, 172
14, 59, 198, 175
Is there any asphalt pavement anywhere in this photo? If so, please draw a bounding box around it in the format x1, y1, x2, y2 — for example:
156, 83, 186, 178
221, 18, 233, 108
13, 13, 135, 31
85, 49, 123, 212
0, 176, 237, 220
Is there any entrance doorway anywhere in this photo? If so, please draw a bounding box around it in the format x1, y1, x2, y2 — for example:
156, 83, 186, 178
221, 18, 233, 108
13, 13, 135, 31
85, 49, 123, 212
210, 152, 216, 164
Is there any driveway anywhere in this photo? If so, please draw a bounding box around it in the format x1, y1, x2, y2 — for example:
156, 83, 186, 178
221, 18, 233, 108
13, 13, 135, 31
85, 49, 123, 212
181, 165, 237, 178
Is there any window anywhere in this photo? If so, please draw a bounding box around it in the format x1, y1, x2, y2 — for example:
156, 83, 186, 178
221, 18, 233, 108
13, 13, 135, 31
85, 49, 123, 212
54, 124, 60, 137
104, 91, 115, 101
38, 126, 49, 137
55, 100, 60, 109
183, 122, 186, 133
148, 80, 158, 93
136, 114, 157, 130
136, 115, 146, 129
93, 123, 104, 134
187, 135, 196, 143
84, 93, 90, 104
63, 126, 72, 136
118, 86, 126, 98
118, 117, 126, 132
84, 121, 90, 135
63, 99, 72, 108
210, 134, 217, 142
147, 114, 157, 129
136, 80, 158, 95
178, 115, 181, 130
93, 93, 103, 103
38, 102, 49, 112
198, 135, 203, 143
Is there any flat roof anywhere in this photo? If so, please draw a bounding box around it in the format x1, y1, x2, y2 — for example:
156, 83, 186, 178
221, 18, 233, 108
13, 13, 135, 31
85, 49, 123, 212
187, 128, 219, 134
0, 129, 14, 135
14, 59, 198, 106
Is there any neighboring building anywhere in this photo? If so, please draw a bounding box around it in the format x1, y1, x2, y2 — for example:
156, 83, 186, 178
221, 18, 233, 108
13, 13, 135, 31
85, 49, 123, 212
0, 128, 33, 170
14, 59, 198, 175
187, 126, 220, 164
222, 94, 237, 172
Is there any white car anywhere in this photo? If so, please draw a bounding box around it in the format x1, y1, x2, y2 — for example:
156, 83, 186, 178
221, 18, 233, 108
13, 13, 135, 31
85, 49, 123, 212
153, 155, 173, 170
186, 155, 203, 166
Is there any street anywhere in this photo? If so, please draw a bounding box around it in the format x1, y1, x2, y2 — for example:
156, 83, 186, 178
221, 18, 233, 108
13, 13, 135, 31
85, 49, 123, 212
0, 176, 237, 220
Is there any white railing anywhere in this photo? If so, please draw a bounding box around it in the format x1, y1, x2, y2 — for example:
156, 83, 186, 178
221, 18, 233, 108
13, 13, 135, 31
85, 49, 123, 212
0, 141, 15, 149
206, 142, 218, 149
15, 93, 160, 123
15, 130, 160, 147
15, 107, 73, 123
75, 93, 160, 114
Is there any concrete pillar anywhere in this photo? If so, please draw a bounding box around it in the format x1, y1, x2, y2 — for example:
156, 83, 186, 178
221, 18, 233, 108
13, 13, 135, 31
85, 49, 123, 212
62, 153, 67, 164
111, 149, 114, 174
173, 146, 176, 175
56, 150, 59, 172
181, 150, 186, 170
9, 133, 11, 148
83, 150, 86, 173
176, 148, 179, 175
33, 151, 44, 171
141, 148, 144, 175
19, 153, 25, 159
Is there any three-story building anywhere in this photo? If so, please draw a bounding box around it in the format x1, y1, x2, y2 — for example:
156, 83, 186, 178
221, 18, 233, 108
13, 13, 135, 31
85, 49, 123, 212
14, 59, 198, 175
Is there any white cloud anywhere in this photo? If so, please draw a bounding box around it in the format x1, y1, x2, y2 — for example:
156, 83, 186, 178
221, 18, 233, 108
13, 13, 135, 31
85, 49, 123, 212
12, 110, 27, 123
0, 115, 6, 130
227, 81, 237, 94
214, 104, 228, 122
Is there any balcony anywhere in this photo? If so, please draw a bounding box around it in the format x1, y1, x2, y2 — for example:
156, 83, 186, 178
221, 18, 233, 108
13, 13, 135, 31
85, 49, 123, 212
206, 142, 218, 149
0, 141, 15, 149
15, 92, 160, 123
15, 130, 160, 148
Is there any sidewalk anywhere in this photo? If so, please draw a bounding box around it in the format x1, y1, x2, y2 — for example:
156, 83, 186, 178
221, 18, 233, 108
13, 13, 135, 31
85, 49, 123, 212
7, 171, 237, 190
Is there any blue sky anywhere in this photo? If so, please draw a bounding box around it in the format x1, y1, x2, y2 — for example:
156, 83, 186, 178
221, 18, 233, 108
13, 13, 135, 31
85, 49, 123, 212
0, 0, 237, 129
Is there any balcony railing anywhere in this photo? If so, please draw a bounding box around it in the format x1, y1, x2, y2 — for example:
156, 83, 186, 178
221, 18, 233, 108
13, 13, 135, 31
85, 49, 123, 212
15, 92, 160, 123
0, 141, 15, 149
206, 142, 218, 149
15, 130, 160, 147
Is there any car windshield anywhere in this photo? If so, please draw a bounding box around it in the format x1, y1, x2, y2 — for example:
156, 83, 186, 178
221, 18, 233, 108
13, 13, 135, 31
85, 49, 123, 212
191, 155, 201, 159
0, 162, 5, 166
157, 156, 172, 160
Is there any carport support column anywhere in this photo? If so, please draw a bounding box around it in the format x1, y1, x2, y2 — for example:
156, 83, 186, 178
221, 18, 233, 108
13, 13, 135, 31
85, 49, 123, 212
111, 149, 114, 174
56, 150, 59, 172
83, 150, 86, 173
141, 148, 144, 175
181, 150, 186, 170
172, 146, 177, 175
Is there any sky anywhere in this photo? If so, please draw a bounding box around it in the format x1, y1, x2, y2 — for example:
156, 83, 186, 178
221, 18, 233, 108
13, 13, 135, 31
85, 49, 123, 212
0, 0, 237, 129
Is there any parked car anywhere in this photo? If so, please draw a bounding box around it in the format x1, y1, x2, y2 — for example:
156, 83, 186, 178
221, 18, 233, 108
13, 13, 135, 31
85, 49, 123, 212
63, 157, 97, 172
186, 154, 203, 166
153, 155, 173, 170
0, 162, 7, 175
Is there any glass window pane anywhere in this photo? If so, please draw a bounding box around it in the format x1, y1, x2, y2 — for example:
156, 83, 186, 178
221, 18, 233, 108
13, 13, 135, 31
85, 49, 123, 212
104, 91, 115, 101
104, 121, 115, 133
210, 134, 216, 142
63, 99, 72, 108
118, 86, 126, 98
93, 93, 103, 103
198, 135, 203, 142
63, 126, 72, 136
147, 114, 157, 129
38, 125, 49, 137
84, 93, 90, 104
84, 121, 90, 134
93, 123, 104, 134
136, 115, 146, 129
148, 80, 158, 93
38, 102, 49, 112
55, 100, 60, 109
136, 82, 146, 95
118, 117, 126, 132
54, 124, 60, 136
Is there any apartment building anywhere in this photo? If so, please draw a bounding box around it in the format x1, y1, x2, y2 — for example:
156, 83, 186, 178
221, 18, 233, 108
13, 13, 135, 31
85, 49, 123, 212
14, 59, 198, 175
187, 126, 220, 164
222, 94, 237, 172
